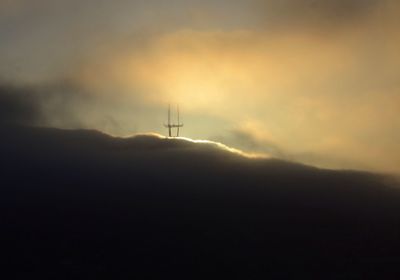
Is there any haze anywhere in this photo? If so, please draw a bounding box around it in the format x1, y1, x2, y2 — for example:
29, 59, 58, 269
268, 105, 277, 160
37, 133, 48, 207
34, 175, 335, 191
1, 0, 399, 173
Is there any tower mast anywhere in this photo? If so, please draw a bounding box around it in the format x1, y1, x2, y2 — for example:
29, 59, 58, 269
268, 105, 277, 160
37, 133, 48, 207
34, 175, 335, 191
176, 105, 180, 137
164, 103, 183, 138
168, 104, 171, 137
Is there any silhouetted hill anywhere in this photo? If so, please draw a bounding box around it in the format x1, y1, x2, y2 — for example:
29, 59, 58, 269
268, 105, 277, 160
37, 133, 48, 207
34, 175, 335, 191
1, 125, 400, 278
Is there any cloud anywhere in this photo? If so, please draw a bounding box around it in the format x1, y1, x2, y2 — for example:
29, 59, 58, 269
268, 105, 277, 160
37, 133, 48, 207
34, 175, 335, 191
0, 83, 43, 125
256, 0, 380, 31
0, 82, 84, 126
211, 121, 286, 158
2, 16, 400, 172
0, 0, 399, 173
85, 27, 399, 173
0, 81, 145, 135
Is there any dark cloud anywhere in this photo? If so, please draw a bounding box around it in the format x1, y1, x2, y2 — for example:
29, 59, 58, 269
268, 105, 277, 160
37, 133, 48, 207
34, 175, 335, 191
0, 82, 140, 134
0, 82, 85, 127
1, 124, 400, 277
0, 83, 42, 125
257, 0, 379, 30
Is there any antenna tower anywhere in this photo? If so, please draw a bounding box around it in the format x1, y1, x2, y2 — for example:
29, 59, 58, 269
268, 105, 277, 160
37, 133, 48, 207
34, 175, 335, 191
164, 104, 184, 137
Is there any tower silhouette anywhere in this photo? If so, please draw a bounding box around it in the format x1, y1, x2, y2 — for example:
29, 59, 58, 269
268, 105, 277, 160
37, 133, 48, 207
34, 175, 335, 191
164, 104, 183, 137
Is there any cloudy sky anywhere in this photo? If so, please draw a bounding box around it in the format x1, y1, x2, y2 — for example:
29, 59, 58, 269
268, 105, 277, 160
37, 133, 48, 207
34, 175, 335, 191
1, 0, 399, 173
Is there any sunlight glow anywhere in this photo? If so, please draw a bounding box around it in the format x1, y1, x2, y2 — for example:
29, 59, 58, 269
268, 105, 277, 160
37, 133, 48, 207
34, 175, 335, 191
129, 133, 268, 159
176, 137, 268, 159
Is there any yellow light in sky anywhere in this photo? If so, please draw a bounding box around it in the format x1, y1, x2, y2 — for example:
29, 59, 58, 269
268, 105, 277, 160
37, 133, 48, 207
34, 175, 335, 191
74, 27, 400, 173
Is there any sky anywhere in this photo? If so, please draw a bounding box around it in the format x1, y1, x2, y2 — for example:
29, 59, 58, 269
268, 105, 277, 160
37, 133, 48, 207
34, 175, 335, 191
1, 0, 399, 173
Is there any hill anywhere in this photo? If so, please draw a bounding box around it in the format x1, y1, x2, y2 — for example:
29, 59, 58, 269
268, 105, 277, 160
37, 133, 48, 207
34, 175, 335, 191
1, 125, 400, 278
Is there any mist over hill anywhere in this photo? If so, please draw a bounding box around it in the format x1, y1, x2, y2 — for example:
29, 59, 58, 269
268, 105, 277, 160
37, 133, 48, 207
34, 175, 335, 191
2, 1, 400, 277
1, 124, 400, 278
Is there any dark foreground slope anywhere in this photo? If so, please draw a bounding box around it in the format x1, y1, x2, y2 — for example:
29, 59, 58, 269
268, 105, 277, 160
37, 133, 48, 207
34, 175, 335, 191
1, 125, 400, 278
